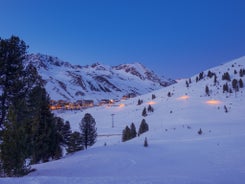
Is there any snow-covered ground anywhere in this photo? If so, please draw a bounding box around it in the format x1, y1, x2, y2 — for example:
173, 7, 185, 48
1, 57, 245, 183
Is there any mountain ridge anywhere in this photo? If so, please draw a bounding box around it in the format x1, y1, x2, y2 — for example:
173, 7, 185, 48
25, 53, 175, 102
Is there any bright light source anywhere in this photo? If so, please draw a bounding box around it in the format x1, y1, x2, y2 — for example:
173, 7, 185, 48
177, 95, 190, 100
118, 103, 125, 108
205, 99, 222, 105
147, 101, 156, 105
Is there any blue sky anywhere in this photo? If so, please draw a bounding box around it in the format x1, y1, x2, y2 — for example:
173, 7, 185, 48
1, 0, 245, 78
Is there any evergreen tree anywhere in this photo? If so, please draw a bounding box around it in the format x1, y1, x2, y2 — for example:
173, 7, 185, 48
207, 70, 214, 78
0, 36, 63, 176
137, 99, 143, 105
122, 126, 131, 142
224, 105, 228, 113
55, 117, 65, 145
147, 104, 154, 113
198, 128, 203, 135
62, 121, 72, 145
214, 74, 217, 85
152, 94, 156, 100
66, 131, 83, 153
222, 72, 231, 81
0, 36, 34, 176
0, 105, 31, 176
138, 119, 149, 136
0, 36, 28, 129
28, 86, 62, 163
223, 83, 229, 93
239, 79, 244, 88
80, 113, 97, 149
199, 72, 204, 80
232, 79, 239, 91
205, 85, 210, 96
142, 107, 147, 117
239, 69, 245, 77
196, 76, 199, 82
130, 123, 137, 138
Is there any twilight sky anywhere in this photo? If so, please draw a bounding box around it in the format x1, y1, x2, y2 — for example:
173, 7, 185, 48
1, 0, 245, 78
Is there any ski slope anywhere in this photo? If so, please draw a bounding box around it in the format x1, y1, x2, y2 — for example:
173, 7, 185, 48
1, 57, 245, 183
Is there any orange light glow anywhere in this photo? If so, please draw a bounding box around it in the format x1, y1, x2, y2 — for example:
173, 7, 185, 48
147, 101, 156, 105
118, 103, 125, 108
177, 95, 190, 100
205, 99, 222, 105
50, 106, 57, 110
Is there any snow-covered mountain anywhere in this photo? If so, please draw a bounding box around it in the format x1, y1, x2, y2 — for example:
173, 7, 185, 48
25, 53, 175, 102
2, 56, 245, 183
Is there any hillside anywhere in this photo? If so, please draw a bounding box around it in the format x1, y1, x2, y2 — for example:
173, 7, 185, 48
25, 53, 175, 103
1, 56, 245, 184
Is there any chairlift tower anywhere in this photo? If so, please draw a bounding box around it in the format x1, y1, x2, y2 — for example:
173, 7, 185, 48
111, 113, 115, 128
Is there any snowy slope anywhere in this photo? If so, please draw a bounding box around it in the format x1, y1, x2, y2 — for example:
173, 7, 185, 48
25, 53, 175, 102
1, 56, 245, 184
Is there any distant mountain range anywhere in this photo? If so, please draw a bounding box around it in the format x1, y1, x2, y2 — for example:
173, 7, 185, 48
25, 53, 175, 102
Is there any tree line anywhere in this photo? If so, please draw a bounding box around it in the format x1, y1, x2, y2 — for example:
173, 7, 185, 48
122, 119, 149, 142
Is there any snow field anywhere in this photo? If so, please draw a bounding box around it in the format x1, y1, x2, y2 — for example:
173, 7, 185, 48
1, 57, 245, 183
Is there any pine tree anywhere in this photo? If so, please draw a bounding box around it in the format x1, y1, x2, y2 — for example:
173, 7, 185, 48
239, 79, 244, 88
142, 107, 147, 117
232, 79, 239, 91
138, 119, 149, 136
222, 72, 231, 81
224, 105, 228, 113
223, 83, 229, 93
137, 99, 143, 105
196, 76, 199, 82
122, 126, 131, 142
199, 72, 204, 80
62, 121, 72, 145
207, 70, 214, 78
0, 36, 28, 129
0, 36, 33, 176
144, 137, 148, 147
198, 128, 203, 135
130, 123, 137, 138
0, 105, 31, 176
152, 94, 156, 100
205, 85, 210, 96
80, 113, 97, 149
239, 69, 245, 77
147, 104, 154, 113
66, 131, 83, 153
0, 36, 63, 176
214, 74, 217, 85
28, 86, 62, 163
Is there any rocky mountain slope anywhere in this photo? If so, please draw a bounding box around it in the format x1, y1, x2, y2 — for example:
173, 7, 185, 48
25, 53, 175, 102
